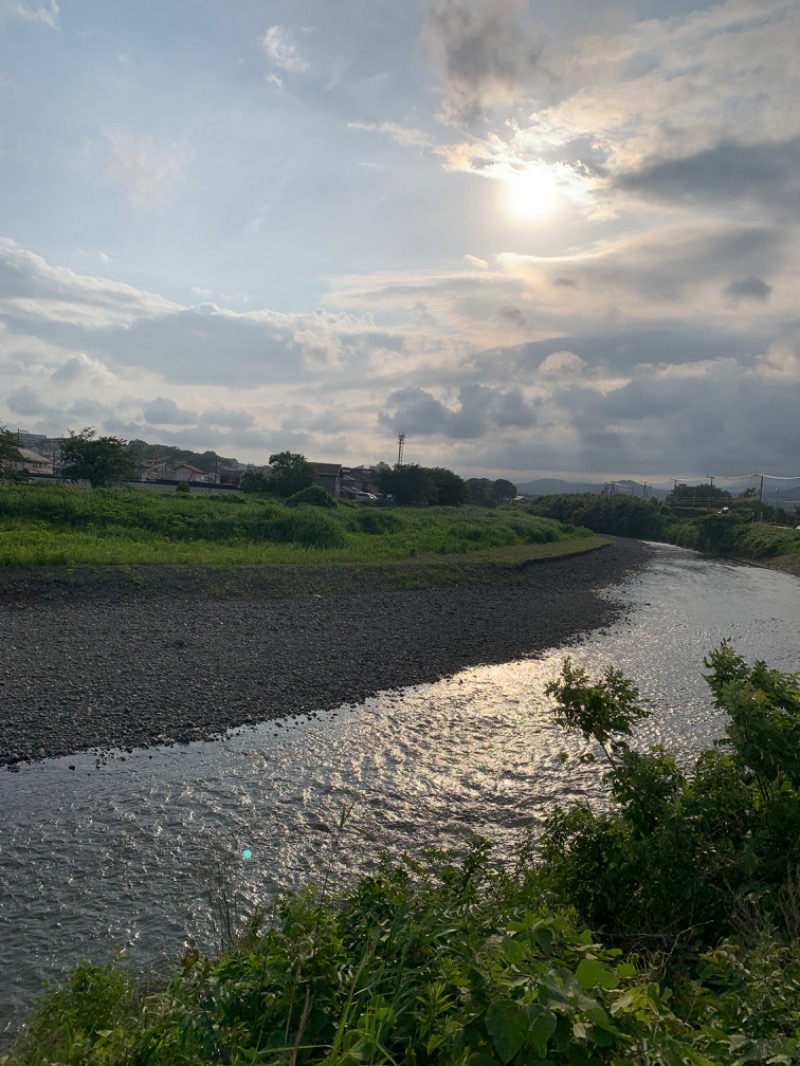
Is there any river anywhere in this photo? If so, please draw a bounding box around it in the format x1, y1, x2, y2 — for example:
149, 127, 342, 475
2, 543, 800, 1036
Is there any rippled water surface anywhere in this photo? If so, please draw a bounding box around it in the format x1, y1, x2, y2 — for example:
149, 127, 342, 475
2, 544, 800, 1034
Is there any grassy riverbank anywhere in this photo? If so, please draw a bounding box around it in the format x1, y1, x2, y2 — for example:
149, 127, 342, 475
7, 646, 800, 1064
530, 492, 800, 572
0, 484, 596, 569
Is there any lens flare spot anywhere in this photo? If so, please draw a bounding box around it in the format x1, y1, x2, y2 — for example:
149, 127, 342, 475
242, 848, 253, 860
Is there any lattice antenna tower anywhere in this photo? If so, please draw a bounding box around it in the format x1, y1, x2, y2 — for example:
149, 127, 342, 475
397, 432, 405, 466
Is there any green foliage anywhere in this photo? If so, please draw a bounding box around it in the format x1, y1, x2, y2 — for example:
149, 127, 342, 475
540, 645, 800, 953
13, 835, 800, 1066
532, 492, 800, 565
466, 479, 519, 507
667, 483, 733, 504
378, 463, 437, 505
127, 439, 235, 475
377, 464, 470, 507
427, 466, 470, 506
268, 451, 317, 498
240, 470, 272, 494
174, 479, 191, 494
286, 485, 337, 509
60, 428, 135, 488
0, 486, 589, 566
545, 660, 650, 759
529, 493, 665, 539
347, 508, 402, 535
0, 425, 21, 475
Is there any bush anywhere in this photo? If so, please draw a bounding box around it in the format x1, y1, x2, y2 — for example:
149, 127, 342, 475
539, 643, 800, 950
348, 509, 402, 534
260, 507, 345, 549
286, 485, 336, 509
175, 480, 191, 494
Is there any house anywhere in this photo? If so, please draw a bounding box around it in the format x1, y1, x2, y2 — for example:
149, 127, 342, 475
314, 462, 343, 496
217, 468, 243, 488
339, 465, 384, 500
132, 457, 166, 482
12, 449, 54, 476
175, 463, 205, 482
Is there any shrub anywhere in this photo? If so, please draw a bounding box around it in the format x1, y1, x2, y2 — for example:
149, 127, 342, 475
348, 509, 402, 534
286, 485, 337, 509
175, 480, 191, 494
261, 507, 345, 549
539, 643, 800, 949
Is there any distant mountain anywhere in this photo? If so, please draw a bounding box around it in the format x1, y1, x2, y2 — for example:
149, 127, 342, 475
516, 478, 610, 496
127, 439, 238, 474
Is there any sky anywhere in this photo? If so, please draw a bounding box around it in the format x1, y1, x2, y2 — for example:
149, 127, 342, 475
1, 0, 798, 482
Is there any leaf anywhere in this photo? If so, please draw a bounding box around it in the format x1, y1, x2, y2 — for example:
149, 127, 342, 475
531, 927, 554, 956
525, 1005, 557, 1058
502, 936, 528, 966
575, 959, 619, 990
486, 999, 529, 1064
615, 962, 636, 980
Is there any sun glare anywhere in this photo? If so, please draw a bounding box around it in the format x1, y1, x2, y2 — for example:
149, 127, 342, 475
508, 168, 557, 218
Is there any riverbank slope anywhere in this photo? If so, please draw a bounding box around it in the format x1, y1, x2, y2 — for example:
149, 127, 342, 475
0, 539, 650, 765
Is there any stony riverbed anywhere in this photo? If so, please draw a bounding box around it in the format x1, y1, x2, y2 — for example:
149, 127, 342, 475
0, 540, 652, 766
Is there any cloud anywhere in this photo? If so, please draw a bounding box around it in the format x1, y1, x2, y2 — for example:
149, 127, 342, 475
262, 26, 309, 74
103, 129, 195, 209
200, 405, 255, 429
723, 277, 772, 303
464, 254, 488, 269
2, 0, 58, 28
142, 397, 198, 426
616, 138, 800, 213
538, 350, 586, 379
7, 384, 60, 418
380, 384, 536, 440
423, 0, 542, 124
348, 122, 432, 149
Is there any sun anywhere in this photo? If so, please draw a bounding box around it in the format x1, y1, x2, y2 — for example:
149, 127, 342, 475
508, 167, 557, 218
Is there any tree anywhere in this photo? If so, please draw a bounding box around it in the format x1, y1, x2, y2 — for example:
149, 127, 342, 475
490, 478, 517, 502
60, 428, 134, 488
465, 478, 497, 507
666, 483, 732, 505
0, 425, 21, 476
428, 467, 469, 506
268, 451, 317, 498
377, 464, 437, 505
379, 463, 470, 506
240, 470, 272, 494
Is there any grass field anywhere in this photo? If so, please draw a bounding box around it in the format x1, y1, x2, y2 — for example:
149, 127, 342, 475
0, 484, 598, 567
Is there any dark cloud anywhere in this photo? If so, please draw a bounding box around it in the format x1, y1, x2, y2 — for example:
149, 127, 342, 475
424, 0, 541, 123
380, 383, 536, 440
553, 277, 578, 288
142, 397, 198, 426
200, 406, 255, 429
616, 138, 800, 212
723, 277, 772, 303
7, 385, 52, 417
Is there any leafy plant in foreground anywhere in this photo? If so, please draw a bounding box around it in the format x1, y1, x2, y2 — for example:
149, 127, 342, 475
540, 643, 800, 952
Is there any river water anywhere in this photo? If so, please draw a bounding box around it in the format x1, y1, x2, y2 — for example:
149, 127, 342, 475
2, 543, 800, 1036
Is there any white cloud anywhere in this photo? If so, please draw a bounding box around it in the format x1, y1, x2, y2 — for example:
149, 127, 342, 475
262, 26, 309, 75
103, 129, 195, 209
2, 0, 59, 28
348, 122, 432, 149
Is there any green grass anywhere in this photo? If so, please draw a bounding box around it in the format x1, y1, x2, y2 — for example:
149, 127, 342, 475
0, 485, 598, 568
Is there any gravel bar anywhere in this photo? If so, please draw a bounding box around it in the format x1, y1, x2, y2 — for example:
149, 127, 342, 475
0, 540, 652, 766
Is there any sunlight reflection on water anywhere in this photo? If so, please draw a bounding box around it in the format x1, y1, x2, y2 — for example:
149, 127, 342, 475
2, 544, 800, 1033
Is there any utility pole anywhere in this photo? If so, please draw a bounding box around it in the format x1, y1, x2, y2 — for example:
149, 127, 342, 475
397, 432, 405, 466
